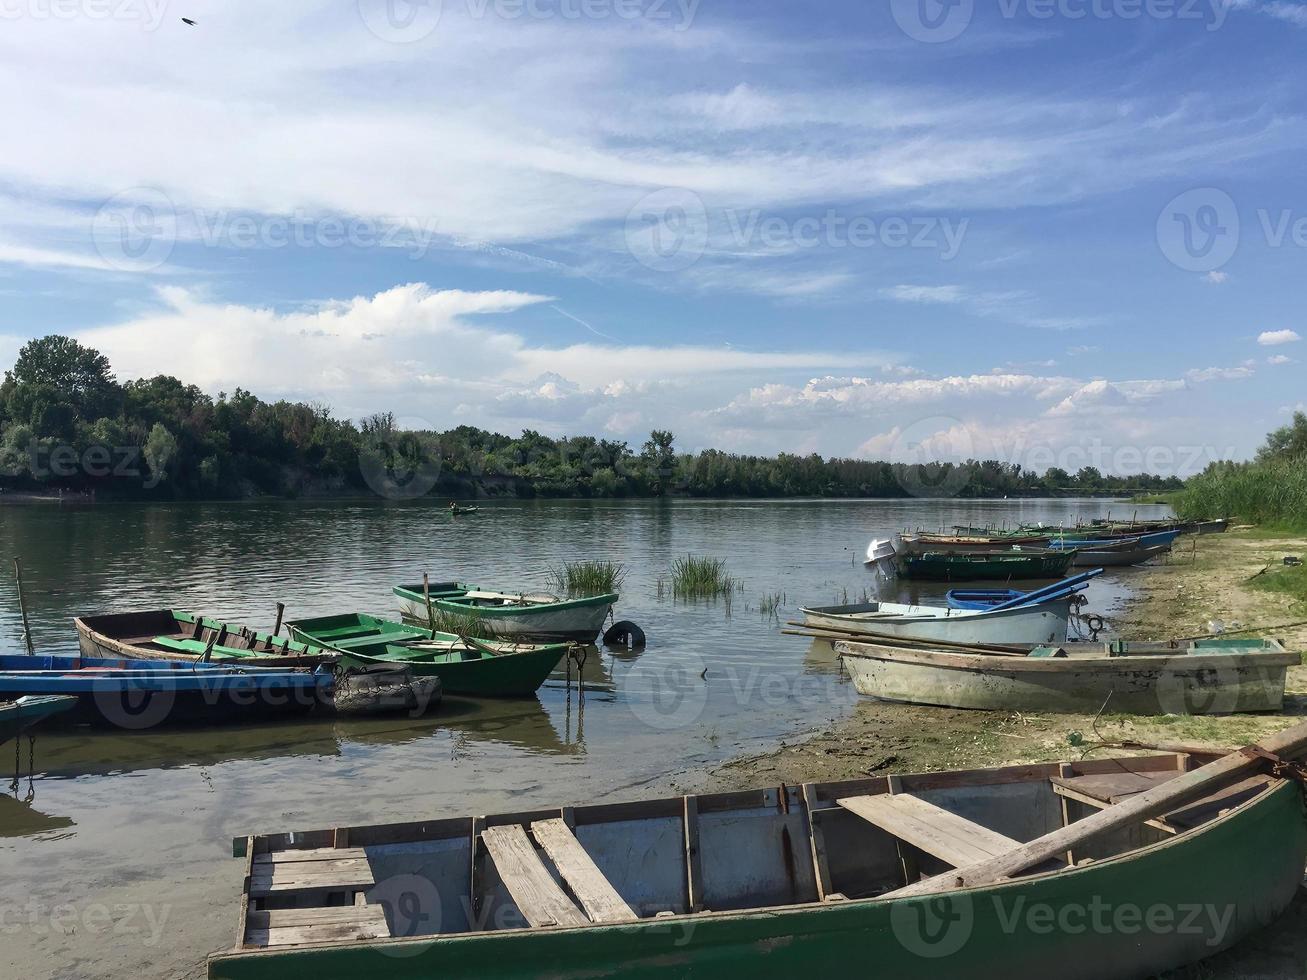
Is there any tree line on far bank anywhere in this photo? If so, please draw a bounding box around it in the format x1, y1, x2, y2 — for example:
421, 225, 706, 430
1, 335, 1184, 502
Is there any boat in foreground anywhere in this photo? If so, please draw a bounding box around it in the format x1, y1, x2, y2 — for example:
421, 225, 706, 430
76, 610, 337, 669
0, 655, 333, 729
288, 613, 571, 697
944, 569, 1103, 611
901, 549, 1076, 581
208, 721, 1307, 980
837, 637, 1296, 714
801, 598, 1071, 645
394, 582, 617, 641
0, 695, 77, 746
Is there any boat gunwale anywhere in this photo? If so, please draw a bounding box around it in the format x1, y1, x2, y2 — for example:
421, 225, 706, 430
394, 586, 620, 617
212, 760, 1296, 961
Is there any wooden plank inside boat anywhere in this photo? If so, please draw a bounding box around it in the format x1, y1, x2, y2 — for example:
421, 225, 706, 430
244, 905, 391, 948
480, 825, 588, 928
836, 793, 1022, 867
1049, 770, 1181, 805
248, 847, 375, 899
529, 819, 637, 924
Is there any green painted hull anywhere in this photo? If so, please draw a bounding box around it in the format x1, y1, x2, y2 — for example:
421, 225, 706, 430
209, 781, 1306, 980
0, 696, 77, 747
903, 551, 1076, 581
394, 584, 617, 641
337, 645, 566, 698
287, 613, 569, 698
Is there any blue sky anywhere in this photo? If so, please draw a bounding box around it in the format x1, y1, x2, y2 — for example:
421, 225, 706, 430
1, 0, 1304, 475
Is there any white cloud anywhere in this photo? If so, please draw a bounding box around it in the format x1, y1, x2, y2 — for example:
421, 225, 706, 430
1258, 329, 1302, 346
1268, 354, 1295, 365
1184, 365, 1256, 382
1204, 271, 1230, 284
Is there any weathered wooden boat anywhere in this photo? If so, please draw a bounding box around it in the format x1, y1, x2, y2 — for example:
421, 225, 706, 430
837, 637, 1297, 714
1062, 541, 1171, 568
800, 599, 1071, 645
207, 720, 1307, 980
288, 613, 571, 698
394, 582, 617, 641
1192, 519, 1230, 535
449, 503, 480, 515
0, 655, 333, 728
0, 695, 76, 747
1050, 529, 1180, 550
899, 532, 1052, 554
945, 569, 1103, 611
76, 610, 337, 669
900, 549, 1075, 581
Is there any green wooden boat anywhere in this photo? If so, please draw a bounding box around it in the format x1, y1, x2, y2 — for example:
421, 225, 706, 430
209, 722, 1307, 980
287, 613, 570, 698
0, 695, 77, 747
394, 582, 618, 642
902, 549, 1076, 581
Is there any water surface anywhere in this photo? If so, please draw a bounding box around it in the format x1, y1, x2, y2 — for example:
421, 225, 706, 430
0, 497, 1169, 978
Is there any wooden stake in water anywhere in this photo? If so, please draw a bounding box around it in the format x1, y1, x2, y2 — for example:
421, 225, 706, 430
13, 558, 34, 654
423, 573, 435, 631
273, 602, 286, 636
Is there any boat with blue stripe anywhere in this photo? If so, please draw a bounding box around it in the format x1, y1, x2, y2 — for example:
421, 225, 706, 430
0, 655, 333, 730
946, 569, 1103, 611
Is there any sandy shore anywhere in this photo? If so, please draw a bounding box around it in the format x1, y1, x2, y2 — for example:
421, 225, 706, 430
668, 526, 1307, 978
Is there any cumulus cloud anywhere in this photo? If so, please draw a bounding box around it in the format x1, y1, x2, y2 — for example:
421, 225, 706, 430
1258, 329, 1301, 346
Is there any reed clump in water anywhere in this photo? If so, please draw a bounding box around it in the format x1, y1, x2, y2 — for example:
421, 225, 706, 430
550, 560, 626, 597
425, 606, 498, 639
758, 592, 785, 618
671, 555, 738, 599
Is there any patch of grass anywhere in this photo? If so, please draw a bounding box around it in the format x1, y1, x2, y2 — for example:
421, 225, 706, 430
550, 560, 626, 597
1248, 562, 1307, 610
1177, 458, 1307, 531
671, 555, 737, 599
758, 592, 785, 618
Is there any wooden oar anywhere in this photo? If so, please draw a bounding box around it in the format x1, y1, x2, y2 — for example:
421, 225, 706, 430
782, 626, 1034, 658
890, 715, 1307, 898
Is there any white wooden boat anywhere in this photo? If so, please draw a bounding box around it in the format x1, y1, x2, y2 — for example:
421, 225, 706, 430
838, 637, 1297, 714
801, 599, 1071, 645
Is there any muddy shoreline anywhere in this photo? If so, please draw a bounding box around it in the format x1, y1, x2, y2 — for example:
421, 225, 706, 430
667, 526, 1307, 978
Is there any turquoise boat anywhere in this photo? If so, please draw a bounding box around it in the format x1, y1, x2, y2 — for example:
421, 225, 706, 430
288, 613, 570, 698
0, 695, 77, 747
208, 721, 1307, 980
394, 582, 617, 641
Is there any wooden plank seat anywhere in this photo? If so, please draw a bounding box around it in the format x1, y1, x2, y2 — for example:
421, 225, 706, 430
836, 793, 1022, 867
329, 632, 425, 650
529, 819, 637, 924
481, 825, 588, 928
1049, 770, 1180, 805
249, 847, 375, 899
152, 636, 261, 658
244, 903, 390, 948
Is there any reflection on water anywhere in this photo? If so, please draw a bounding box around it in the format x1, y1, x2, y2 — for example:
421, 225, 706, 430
0, 497, 1169, 978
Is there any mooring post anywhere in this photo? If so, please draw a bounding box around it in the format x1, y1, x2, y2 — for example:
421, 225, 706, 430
273, 602, 286, 636
13, 558, 34, 654
423, 573, 435, 631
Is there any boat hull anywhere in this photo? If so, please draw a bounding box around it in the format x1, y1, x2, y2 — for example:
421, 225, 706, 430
1069, 544, 1170, 567
396, 590, 615, 641
803, 601, 1071, 645
75, 611, 336, 669
901, 552, 1076, 581
207, 776, 1307, 980
0, 695, 77, 746
838, 643, 1295, 714
336, 645, 567, 698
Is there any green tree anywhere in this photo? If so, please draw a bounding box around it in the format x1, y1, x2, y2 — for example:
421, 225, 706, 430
1257, 411, 1307, 463
641, 430, 676, 494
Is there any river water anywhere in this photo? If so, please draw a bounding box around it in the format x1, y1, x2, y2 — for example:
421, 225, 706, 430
0, 497, 1170, 978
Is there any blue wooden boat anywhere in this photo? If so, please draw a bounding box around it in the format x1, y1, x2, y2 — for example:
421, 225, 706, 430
0, 695, 77, 747
1048, 530, 1179, 550
0, 655, 333, 730
946, 569, 1104, 611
